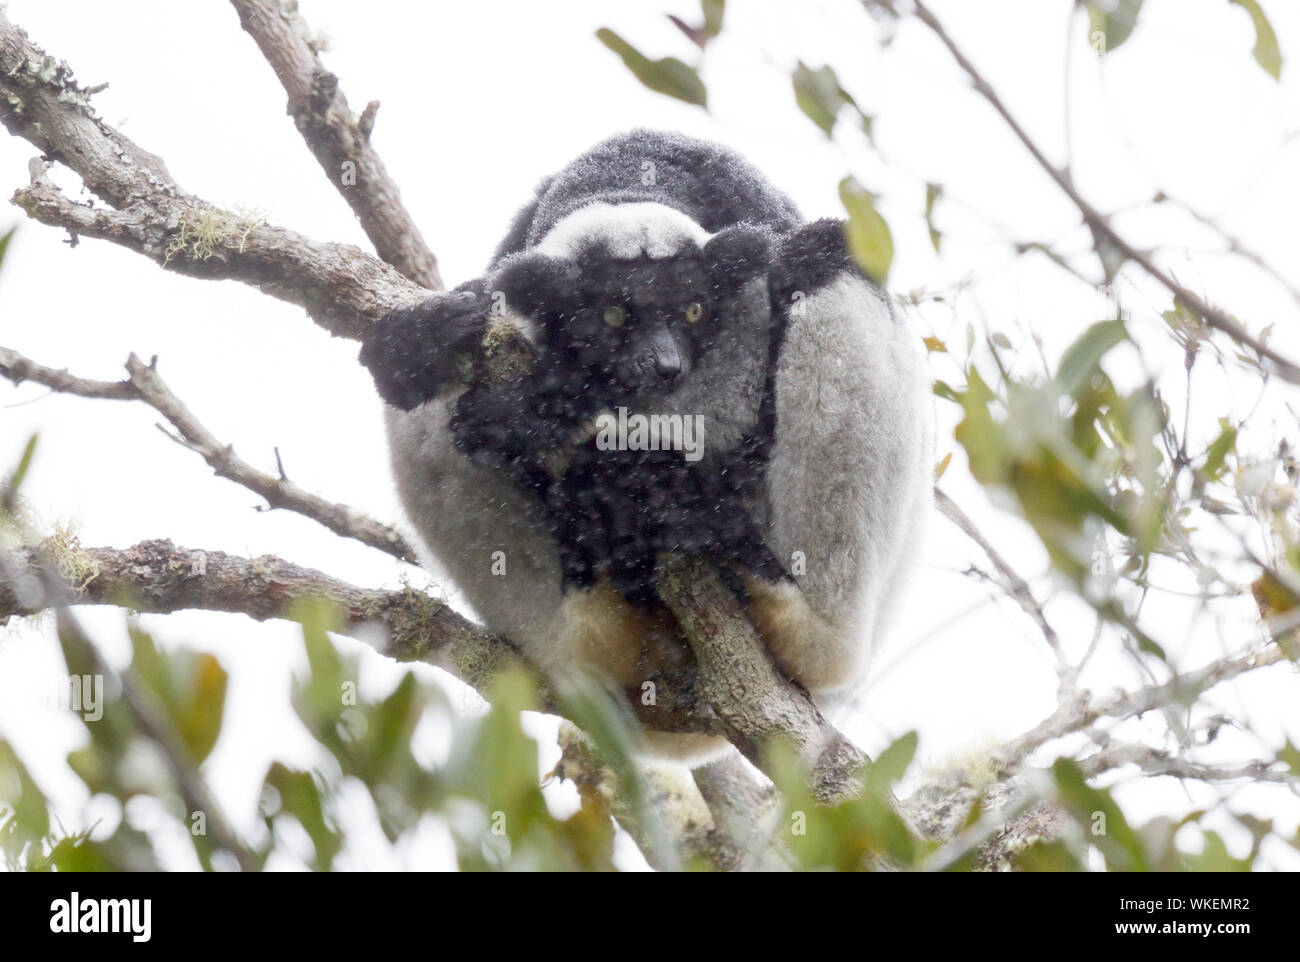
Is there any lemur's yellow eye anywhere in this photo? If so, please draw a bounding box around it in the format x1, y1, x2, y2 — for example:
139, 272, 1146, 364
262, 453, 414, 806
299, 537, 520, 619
684, 302, 704, 323
602, 305, 627, 328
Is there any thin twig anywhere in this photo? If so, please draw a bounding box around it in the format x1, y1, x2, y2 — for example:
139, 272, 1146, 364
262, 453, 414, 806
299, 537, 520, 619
936, 489, 1067, 669
1078, 743, 1294, 784
907, 0, 1300, 385
991, 643, 1291, 772
0, 346, 417, 564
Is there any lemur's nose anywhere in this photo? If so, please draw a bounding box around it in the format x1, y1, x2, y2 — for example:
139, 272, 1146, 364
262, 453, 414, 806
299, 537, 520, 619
654, 349, 682, 380
646, 325, 683, 381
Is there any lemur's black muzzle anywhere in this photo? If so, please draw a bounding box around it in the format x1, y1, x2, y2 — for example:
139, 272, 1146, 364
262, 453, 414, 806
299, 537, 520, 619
617, 319, 692, 391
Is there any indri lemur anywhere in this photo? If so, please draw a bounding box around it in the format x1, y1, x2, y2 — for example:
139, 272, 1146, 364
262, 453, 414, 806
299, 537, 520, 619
360, 129, 933, 760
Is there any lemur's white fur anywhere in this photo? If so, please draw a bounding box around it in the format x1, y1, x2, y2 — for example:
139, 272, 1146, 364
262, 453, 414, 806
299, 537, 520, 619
534, 202, 712, 260
747, 276, 933, 694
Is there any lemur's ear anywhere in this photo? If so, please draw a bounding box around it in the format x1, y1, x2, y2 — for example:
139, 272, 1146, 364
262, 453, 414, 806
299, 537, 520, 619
702, 224, 774, 294
493, 251, 581, 317
770, 218, 857, 303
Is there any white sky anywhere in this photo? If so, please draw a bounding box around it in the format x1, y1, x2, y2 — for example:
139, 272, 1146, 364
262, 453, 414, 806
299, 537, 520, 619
1, 0, 1298, 870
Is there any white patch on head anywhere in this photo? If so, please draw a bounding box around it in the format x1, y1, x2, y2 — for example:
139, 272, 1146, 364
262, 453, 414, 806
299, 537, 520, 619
536, 202, 712, 260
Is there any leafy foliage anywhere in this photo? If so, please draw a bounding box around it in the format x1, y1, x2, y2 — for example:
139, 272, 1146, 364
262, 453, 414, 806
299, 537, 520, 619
595, 29, 707, 108
0, 601, 628, 871
1229, 0, 1283, 80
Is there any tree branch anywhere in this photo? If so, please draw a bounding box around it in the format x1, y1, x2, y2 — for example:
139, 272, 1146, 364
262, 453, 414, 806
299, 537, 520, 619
906, 0, 1300, 386
1078, 743, 1294, 784
0, 346, 418, 564
0, 346, 136, 400
936, 488, 1066, 669
990, 642, 1292, 774
654, 555, 870, 804
0, 13, 424, 338
228, 0, 443, 290
6, 538, 1288, 868
0, 539, 721, 739
0, 540, 881, 808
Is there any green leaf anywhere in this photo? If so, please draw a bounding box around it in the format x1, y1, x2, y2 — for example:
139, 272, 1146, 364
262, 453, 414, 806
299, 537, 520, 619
1085, 0, 1144, 53
551, 676, 677, 870
863, 731, 918, 796
934, 451, 952, 479
1052, 757, 1148, 871
1202, 420, 1237, 481
793, 62, 855, 136
177, 654, 228, 765
1057, 319, 1129, 397
0, 226, 14, 274
701, 0, 725, 39
264, 764, 339, 871
0, 741, 50, 844
1014, 838, 1086, 871
1185, 829, 1252, 871
296, 598, 348, 721
932, 379, 958, 401
838, 177, 894, 284
925, 181, 943, 252
3, 434, 38, 513
1279, 740, 1300, 776
128, 624, 228, 765
596, 29, 708, 108
1229, 0, 1282, 80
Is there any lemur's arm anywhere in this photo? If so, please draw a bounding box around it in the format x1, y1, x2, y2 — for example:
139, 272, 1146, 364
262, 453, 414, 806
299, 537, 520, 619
359, 273, 591, 483
358, 278, 491, 411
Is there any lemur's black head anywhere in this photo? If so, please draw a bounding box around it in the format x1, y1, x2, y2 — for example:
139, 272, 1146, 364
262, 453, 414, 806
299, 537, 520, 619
496, 224, 772, 401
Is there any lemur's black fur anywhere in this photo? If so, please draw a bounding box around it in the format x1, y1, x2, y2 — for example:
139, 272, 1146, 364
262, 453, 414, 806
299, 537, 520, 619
359, 131, 865, 603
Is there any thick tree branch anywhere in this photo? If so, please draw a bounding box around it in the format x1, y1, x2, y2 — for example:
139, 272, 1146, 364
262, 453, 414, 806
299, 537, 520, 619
0, 538, 518, 687
0, 13, 424, 338
229, 0, 443, 290
691, 754, 782, 869
0, 540, 876, 808
0, 346, 417, 564
654, 555, 870, 804
5, 540, 1288, 868
0, 539, 720, 740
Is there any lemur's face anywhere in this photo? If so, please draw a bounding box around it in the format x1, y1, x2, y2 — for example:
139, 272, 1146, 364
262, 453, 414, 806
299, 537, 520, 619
497, 225, 774, 403
563, 249, 717, 396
